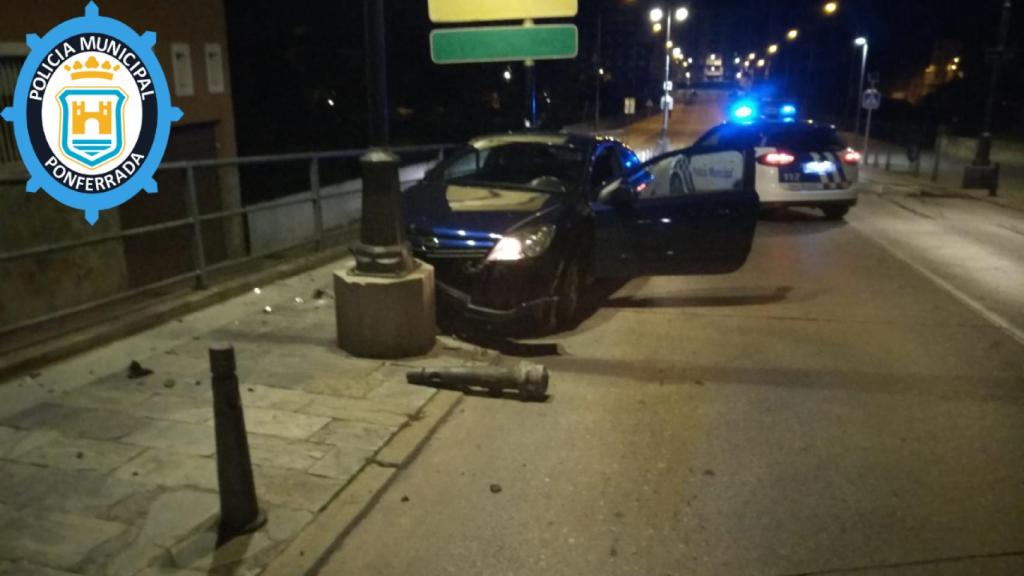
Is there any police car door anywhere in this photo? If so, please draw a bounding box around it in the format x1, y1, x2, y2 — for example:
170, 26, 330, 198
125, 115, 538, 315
592, 147, 758, 277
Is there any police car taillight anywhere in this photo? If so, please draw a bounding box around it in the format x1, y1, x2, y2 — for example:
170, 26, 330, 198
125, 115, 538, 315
841, 149, 862, 165
757, 152, 796, 167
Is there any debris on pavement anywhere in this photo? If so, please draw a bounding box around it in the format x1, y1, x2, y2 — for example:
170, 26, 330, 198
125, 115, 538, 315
163, 379, 176, 389
406, 362, 549, 402
263, 306, 273, 314
294, 297, 305, 304
489, 483, 502, 494
312, 288, 333, 300
253, 287, 262, 295
401, 495, 410, 503
127, 360, 154, 379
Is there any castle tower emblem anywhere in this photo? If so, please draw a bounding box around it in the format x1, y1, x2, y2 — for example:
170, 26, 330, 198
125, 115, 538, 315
57, 55, 127, 168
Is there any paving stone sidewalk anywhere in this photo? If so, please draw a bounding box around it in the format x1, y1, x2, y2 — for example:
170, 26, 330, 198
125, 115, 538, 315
0, 257, 491, 576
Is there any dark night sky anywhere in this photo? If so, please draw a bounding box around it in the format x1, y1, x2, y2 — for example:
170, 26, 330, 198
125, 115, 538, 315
225, 0, 1022, 155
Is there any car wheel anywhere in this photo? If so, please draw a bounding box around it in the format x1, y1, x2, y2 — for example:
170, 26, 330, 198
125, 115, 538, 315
556, 257, 586, 328
822, 205, 850, 220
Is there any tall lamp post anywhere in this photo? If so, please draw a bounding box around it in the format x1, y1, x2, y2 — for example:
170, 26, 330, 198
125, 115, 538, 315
853, 37, 868, 135
973, 0, 1013, 167
650, 6, 689, 154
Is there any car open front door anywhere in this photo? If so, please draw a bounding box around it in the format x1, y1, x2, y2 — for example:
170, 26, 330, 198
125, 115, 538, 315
591, 147, 758, 277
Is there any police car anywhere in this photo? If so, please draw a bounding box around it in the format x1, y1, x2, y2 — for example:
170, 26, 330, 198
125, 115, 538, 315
692, 100, 861, 220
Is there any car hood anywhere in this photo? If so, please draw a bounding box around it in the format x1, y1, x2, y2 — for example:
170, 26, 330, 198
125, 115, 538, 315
404, 181, 568, 240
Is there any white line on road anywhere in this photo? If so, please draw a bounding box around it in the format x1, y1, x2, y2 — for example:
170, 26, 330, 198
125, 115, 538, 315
854, 222, 1024, 348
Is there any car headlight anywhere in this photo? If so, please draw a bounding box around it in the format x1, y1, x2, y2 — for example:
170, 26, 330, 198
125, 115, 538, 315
486, 225, 555, 262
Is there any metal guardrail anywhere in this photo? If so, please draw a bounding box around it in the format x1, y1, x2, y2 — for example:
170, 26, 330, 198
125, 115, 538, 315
0, 143, 457, 338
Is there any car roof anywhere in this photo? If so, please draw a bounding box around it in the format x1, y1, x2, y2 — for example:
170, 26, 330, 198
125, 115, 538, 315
468, 132, 622, 151
717, 119, 838, 133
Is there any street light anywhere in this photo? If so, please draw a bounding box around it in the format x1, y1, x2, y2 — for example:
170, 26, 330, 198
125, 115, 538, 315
649, 5, 690, 154
757, 59, 765, 68
503, 68, 512, 82
786, 29, 799, 41
823, 1, 839, 15
734, 56, 741, 64
767, 44, 779, 55
672, 46, 682, 58
853, 37, 868, 135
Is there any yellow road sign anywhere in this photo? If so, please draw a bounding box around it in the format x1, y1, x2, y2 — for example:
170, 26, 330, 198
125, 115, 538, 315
428, 0, 577, 23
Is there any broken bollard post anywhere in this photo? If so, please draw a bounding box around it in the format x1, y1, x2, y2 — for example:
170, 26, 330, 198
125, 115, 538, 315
406, 362, 549, 402
210, 344, 266, 541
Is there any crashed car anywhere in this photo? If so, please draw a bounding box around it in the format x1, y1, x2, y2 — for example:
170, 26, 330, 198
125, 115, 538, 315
403, 132, 759, 333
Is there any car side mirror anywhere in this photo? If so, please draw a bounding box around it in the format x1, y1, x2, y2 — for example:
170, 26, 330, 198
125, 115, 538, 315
598, 180, 633, 206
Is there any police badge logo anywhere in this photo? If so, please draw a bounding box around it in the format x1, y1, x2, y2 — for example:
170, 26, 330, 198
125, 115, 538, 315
1, 1, 182, 224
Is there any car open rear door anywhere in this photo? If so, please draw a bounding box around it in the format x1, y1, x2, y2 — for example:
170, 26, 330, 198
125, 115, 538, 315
591, 147, 758, 277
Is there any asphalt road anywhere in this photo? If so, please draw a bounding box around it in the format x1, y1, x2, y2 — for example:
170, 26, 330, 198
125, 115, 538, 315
318, 98, 1024, 576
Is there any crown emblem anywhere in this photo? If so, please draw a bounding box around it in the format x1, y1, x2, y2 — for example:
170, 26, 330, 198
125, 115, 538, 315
65, 55, 120, 81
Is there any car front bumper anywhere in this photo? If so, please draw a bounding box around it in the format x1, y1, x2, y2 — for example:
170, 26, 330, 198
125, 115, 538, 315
435, 278, 557, 326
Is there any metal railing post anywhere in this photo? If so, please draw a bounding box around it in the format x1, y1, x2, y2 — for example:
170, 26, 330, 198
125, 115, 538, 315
310, 157, 324, 251
885, 152, 891, 171
185, 164, 208, 289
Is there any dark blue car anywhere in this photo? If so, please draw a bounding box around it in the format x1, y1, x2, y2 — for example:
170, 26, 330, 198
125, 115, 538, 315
404, 132, 759, 334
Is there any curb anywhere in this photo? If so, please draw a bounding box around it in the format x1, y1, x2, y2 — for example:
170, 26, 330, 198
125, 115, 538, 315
0, 233, 357, 380
259, 389, 463, 576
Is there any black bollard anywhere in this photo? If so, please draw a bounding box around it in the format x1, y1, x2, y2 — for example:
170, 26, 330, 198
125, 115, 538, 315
210, 344, 266, 541
406, 362, 549, 402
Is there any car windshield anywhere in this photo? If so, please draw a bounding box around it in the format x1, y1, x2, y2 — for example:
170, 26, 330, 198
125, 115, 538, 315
438, 143, 585, 194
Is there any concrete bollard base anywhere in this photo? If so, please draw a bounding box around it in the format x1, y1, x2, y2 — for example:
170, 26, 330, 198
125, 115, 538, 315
335, 260, 436, 358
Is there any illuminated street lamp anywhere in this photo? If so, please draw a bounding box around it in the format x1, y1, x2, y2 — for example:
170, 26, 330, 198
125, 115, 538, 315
748, 52, 756, 60
672, 46, 683, 58
503, 68, 512, 82
757, 59, 765, 68
734, 56, 741, 64
853, 37, 869, 135
786, 28, 799, 41
649, 5, 691, 153
823, 1, 839, 15
767, 44, 779, 55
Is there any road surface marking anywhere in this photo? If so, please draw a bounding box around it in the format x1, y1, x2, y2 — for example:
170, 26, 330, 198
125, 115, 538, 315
854, 222, 1024, 348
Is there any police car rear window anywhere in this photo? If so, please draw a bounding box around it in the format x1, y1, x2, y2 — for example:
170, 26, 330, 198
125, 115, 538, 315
763, 127, 845, 150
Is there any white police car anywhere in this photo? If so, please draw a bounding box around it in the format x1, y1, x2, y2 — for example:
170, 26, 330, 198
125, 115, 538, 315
692, 101, 861, 220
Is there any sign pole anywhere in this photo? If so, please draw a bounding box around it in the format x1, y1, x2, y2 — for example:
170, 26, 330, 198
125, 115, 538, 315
862, 101, 873, 163
525, 59, 537, 128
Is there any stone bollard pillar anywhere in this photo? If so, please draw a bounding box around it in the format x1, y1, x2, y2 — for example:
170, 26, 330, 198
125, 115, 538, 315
335, 150, 436, 358
210, 344, 266, 541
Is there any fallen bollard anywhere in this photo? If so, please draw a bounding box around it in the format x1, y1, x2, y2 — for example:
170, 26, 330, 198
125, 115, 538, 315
210, 344, 266, 542
406, 362, 549, 402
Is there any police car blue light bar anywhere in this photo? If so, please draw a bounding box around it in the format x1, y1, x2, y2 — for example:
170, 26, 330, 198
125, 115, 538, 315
730, 100, 758, 122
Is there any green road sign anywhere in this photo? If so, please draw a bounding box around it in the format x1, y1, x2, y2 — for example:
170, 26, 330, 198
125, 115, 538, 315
430, 25, 578, 65
428, 0, 577, 23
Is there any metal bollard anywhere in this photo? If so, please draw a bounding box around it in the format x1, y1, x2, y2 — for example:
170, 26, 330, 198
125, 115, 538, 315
407, 362, 548, 402
210, 344, 266, 541
884, 152, 891, 171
